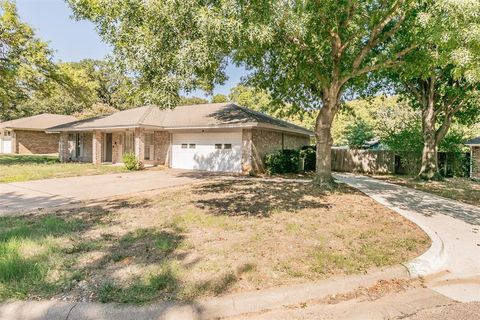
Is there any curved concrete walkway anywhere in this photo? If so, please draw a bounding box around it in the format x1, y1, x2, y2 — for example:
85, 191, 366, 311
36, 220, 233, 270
334, 173, 480, 302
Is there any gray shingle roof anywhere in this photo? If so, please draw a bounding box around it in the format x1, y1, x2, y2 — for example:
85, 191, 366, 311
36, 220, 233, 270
0, 114, 77, 130
465, 136, 480, 145
48, 103, 313, 136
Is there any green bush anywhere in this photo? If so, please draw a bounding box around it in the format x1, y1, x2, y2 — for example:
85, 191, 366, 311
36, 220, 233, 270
300, 146, 316, 171
264, 149, 300, 174
122, 152, 142, 171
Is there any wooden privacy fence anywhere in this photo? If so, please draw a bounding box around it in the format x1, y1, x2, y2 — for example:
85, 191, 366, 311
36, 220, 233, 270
331, 149, 396, 174
330, 149, 470, 176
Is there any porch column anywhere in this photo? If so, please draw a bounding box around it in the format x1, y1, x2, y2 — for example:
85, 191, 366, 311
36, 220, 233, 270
58, 132, 69, 163
92, 130, 102, 165
134, 128, 145, 162
112, 132, 121, 164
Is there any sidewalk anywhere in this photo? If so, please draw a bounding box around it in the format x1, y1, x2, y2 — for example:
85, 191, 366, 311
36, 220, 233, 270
334, 173, 480, 302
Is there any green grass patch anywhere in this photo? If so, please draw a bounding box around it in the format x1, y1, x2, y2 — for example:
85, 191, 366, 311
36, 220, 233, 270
0, 215, 86, 300
0, 216, 84, 242
0, 155, 59, 165
0, 155, 127, 183
98, 263, 179, 304
0, 237, 61, 300
0, 238, 46, 283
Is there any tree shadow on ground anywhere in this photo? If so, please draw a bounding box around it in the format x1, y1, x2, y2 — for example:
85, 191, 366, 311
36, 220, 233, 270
191, 180, 332, 217
80, 227, 246, 304
0, 190, 248, 305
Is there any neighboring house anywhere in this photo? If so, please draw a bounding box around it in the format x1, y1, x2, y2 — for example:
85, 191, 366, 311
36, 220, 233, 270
466, 136, 480, 179
47, 103, 313, 173
0, 114, 77, 154
362, 139, 385, 150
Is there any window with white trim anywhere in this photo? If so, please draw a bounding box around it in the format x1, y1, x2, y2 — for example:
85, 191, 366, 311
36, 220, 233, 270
123, 132, 134, 154
144, 133, 154, 160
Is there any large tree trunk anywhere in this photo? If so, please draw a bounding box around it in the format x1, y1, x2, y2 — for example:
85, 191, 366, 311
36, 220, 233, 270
419, 132, 440, 180
313, 86, 338, 186
418, 91, 441, 180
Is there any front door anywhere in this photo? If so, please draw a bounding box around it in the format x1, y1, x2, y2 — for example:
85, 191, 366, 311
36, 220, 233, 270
105, 133, 113, 162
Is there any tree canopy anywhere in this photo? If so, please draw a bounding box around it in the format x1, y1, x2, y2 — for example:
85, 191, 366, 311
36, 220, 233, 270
382, 0, 480, 179
68, 0, 428, 184
0, 0, 57, 120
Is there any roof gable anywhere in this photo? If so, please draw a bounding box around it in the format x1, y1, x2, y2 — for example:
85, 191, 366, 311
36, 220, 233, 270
466, 136, 480, 145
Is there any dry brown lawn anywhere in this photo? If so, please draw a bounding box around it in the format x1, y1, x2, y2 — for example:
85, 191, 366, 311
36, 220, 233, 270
0, 179, 429, 304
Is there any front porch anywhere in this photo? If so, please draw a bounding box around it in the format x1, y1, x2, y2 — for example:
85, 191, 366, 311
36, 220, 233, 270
59, 128, 170, 166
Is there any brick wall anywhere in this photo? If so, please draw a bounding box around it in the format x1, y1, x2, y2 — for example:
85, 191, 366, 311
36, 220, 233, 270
154, 131, 170, 165
14, 130, 60, 154
284, 134, 311, 150
59, 133, 69, 162
242, 129, 254, 172
251, 129, 283, 167
249, 128, 310, 172
472, 146, 480, 179
92, 131, 102, 164
134, 128, 144, 163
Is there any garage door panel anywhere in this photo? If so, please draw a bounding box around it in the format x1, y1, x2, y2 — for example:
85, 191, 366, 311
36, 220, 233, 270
172, 132, 242, 172
1, 138, 12, 154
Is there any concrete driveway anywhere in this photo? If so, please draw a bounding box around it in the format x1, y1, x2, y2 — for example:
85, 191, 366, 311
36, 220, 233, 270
335, 173, 480, 303
0, 169, 212, 215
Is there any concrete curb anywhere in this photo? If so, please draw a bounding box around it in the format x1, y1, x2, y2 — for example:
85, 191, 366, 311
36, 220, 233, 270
333, 174, 448, 279
0, 267, 409, 320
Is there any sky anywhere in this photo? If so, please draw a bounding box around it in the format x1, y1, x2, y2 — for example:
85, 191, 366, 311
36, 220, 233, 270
15, 0, 246, 97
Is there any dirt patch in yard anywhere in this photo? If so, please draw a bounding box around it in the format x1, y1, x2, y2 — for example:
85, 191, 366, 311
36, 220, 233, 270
0, 180, 430, 304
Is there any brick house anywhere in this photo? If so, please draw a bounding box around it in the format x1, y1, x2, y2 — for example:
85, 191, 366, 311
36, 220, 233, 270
0, 114, 77, 154
47, 103, 313, 173
466, 136, 480, 179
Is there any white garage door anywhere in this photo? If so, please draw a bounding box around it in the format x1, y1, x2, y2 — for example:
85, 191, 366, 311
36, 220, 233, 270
1, 138, 12, 154
171, 132, 242, 172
